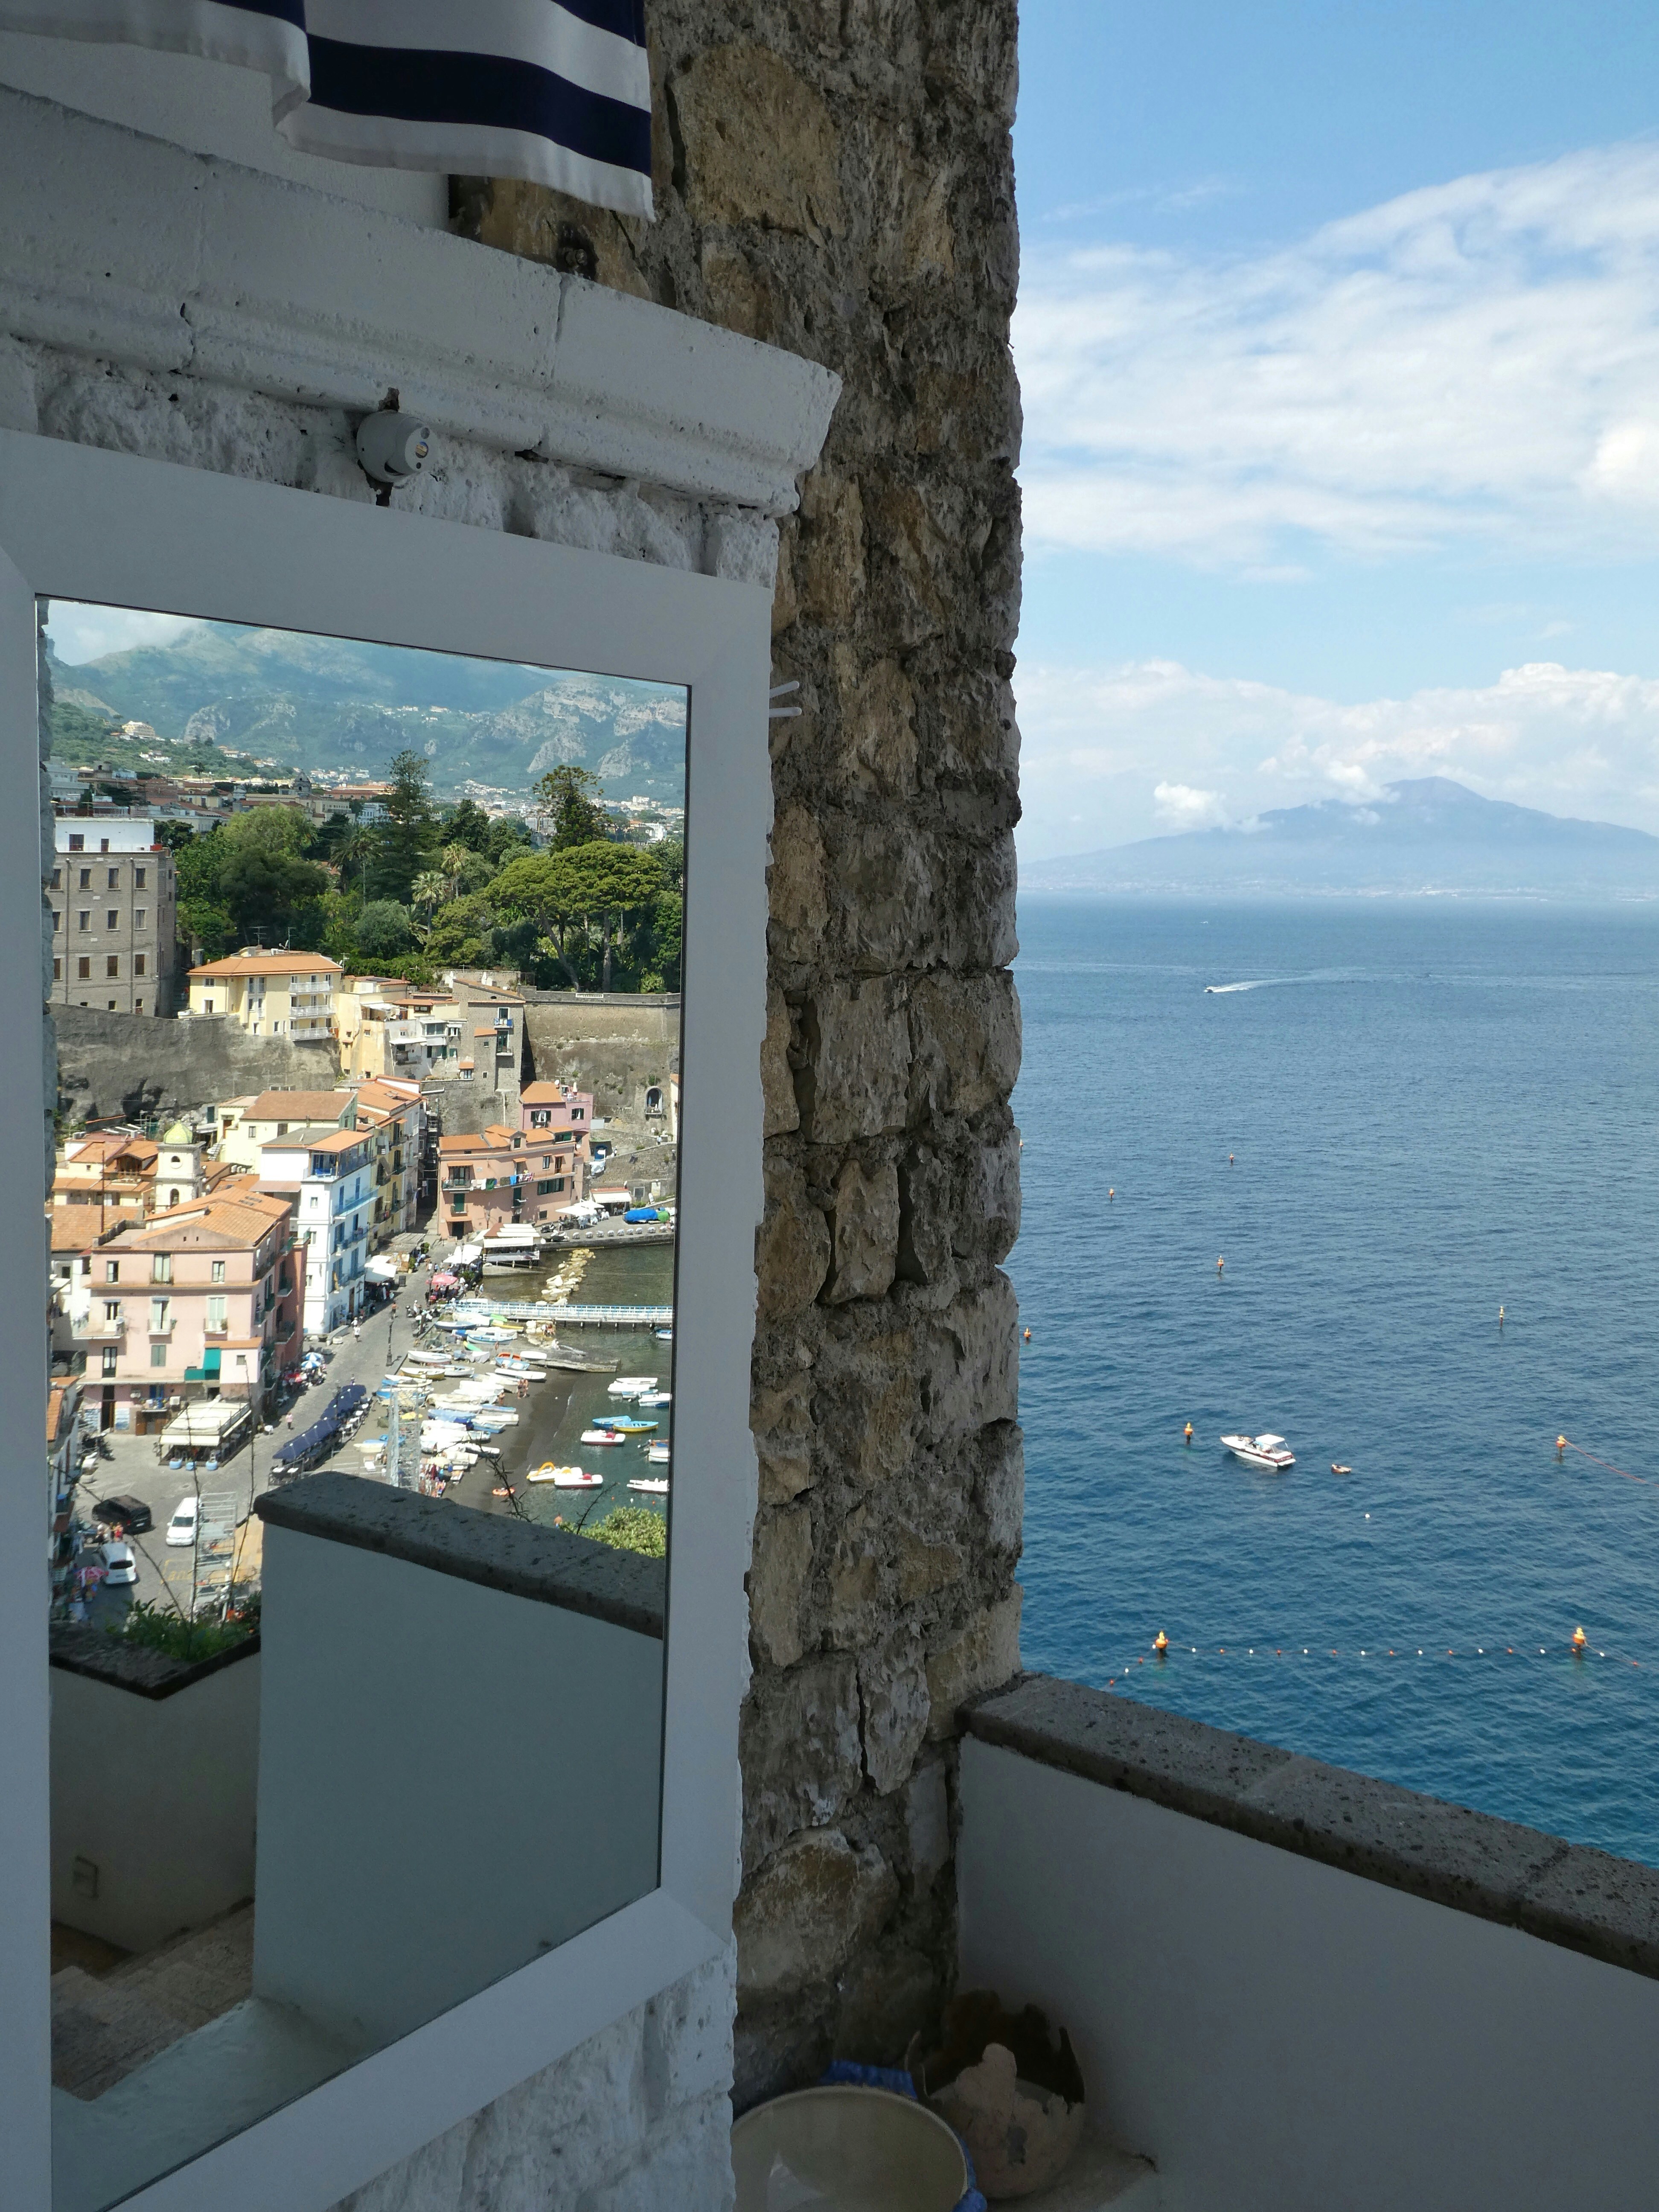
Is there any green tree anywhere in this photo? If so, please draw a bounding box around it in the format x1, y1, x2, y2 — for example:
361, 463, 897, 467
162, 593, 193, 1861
409, 870, 447, 939
424, 891, 495, 968
638, 887, 682, 992
535, 763, 613, 849
172, 808, 328, 951
492, 841, 663, 991
438, 842, 492, 899
354, 900, 414, 961
439, 797, 494, 853
370, 750, 439, 903
484, 814, 534, 869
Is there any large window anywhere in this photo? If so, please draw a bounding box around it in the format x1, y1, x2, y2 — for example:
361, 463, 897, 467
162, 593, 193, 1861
3, 427, 768, 2212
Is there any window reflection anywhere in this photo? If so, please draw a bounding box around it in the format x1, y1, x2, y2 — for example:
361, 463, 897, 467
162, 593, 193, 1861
44, 600, 686, 2206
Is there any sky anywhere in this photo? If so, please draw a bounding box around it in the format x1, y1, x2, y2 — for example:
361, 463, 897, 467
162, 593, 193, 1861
1014, 1, 1659, 854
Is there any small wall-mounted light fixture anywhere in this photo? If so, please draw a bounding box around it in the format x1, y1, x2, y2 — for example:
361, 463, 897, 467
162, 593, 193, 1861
356, 409, 431, 492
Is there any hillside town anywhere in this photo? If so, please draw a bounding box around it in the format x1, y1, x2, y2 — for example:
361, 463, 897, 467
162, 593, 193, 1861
44, 779, 683, 1631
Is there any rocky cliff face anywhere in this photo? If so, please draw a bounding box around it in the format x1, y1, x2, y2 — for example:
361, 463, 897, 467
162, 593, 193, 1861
457, 1, 1024, 2104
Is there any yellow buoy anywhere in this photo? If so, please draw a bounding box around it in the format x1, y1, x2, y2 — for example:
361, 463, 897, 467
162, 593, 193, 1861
1217, 1255, 1225, 1274
1572, 1625, 1588, 1653
1153, 1631, 1169, 1655
1183, 1421, 1193, 1444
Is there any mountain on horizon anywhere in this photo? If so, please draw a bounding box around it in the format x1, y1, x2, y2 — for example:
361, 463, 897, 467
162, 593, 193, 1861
43, 621, 687, 802
1023, 778, 1659, 895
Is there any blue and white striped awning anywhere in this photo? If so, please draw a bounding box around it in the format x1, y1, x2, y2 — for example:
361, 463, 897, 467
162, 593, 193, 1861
0, 0, 654, 215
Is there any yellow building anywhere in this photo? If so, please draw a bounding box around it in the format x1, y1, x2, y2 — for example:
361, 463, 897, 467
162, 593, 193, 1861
186, 951, 343, 1038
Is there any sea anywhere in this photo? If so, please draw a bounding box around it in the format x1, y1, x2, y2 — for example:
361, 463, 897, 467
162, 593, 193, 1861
1009, 896, 1659, 1866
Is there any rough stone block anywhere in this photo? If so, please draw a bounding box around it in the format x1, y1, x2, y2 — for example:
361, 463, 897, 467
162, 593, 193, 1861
926, 1591, 1023, 1739
796, 468, 866, 626
809, 1320, 921, 1493
800, 977, 910, 1144
734, 1830, 897, 1999
768, 801, 828, 962
832, 648, 918, 798
741, 1654, 862, 1867
908, 971, 1021, 1123
831, 818, 938, 973
904, 1760, 952, 1886
674, 45, 846, 242
859, 1630, 931, 1794
976, 1422, 1025, 1563
973, 1123, 1023, 1264
755, 1152, 830, 1320
923, 1275, 1019, 1442
760, 983, 800, 1138
824, 1156, 900, 1304
749, 1504, 812, 1669
832, 1941, 942, 2067
751, 1374, 815, 1504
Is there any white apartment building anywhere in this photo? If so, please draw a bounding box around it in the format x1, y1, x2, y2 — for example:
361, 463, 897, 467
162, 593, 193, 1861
256, 1126, 374, 1337
186, 950, 342, 1037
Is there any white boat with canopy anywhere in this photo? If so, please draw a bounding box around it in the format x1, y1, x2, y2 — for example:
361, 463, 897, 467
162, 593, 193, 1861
1221, 1431, 1295, 1470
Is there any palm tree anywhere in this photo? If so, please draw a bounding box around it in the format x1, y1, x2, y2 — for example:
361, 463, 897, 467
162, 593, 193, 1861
410, 870, 447, 942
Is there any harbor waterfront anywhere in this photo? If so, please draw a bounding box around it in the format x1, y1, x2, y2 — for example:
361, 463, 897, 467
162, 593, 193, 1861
1010, 895, 1659, 1868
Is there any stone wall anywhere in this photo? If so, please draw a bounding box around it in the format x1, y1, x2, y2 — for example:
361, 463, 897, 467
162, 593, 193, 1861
521, 993, 679, 1125
458, 0, 1024, 2105
54, 1006, 339, 1125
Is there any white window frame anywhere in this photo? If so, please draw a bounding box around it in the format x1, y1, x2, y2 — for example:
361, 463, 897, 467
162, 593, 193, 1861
0, 428, 769, 2212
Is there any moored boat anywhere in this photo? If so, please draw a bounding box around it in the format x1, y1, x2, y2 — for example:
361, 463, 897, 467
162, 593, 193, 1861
628, 1477, 669, 1495
580, 1427, 627, 1445
527, 1464, 602, 1487
1221, 1431, 1295, 1470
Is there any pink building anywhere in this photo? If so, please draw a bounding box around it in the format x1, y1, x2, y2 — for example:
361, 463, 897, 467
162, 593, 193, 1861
65, 1190, 296, 1431
518, 1083, 594, 1220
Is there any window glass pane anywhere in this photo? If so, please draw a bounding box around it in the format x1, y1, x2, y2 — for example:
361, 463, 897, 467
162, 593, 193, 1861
42, 595, 686, 2203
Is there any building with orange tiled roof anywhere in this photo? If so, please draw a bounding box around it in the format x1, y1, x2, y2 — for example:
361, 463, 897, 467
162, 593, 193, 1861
255, 1123, 377, 1336
52, 1132, 160, 1226
186, 949, 342, 1039
62, 1190, 297, 1429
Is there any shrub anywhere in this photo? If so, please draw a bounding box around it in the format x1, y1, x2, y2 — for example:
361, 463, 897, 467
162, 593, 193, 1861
585, 1505, 667, 1558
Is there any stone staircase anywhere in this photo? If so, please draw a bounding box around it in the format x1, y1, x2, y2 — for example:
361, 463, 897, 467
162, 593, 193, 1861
51, 1902, 255, 2101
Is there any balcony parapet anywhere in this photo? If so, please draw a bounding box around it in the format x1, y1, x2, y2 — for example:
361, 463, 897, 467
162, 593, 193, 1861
966, 1674, 1659, 1983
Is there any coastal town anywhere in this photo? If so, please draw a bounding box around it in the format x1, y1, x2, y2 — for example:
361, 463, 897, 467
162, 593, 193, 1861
44, 787, 682, 1637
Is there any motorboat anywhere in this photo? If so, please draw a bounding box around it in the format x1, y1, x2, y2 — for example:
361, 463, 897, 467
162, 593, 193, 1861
628, 1477, 669, 1495
636, 1390, 672, 1410
646, 1441, 671, 1465
653, 1326, 673, 1340
1221, 1432, 1295, 1471
527, 1464, 602, 1487
608, 1376, 658, 1398
580, 1427, 627, 1446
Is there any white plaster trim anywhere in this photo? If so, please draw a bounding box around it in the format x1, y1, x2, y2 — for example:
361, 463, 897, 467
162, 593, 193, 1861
0, 84, 840, 513
0, 430, 775, 2212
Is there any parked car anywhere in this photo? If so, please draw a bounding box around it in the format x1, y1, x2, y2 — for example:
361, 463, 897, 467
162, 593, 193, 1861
165, 1495, 199, 1547
100, 1542, 138, 1586
91, 1494, 152, 1535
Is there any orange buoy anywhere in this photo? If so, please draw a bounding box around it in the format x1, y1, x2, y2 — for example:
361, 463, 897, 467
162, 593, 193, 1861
1022, 1327, 1031, 1342
1557, 1435, 1568, 1457
1109, 1187, 1115, 1202
1153, 1631, 1169, 1655
1217, 1255, 1225, 1275
1572, 1625, 1588, 1653
1183, 1421, 1193, 1444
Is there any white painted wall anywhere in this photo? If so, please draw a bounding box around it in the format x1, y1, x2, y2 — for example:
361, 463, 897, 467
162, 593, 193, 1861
50, 1656, 259, 1954
253, 1524, 664, 2050
0, 33, 448, 226
958, 1740, 1659, 2212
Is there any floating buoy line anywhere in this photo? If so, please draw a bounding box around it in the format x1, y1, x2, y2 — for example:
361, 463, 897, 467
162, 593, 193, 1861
1100, 1627, 1642, 1689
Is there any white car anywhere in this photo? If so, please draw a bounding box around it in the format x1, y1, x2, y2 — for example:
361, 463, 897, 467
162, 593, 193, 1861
101, 1542, 138, 1586
165, 1495, 199, 1547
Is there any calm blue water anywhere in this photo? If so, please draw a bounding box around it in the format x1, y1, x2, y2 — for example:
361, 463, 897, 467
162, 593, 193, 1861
1009, 898, 1659, 1864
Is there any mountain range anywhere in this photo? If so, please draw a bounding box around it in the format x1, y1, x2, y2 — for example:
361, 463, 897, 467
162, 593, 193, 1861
44, 620, 688, 802
1022, 779, 1659, 896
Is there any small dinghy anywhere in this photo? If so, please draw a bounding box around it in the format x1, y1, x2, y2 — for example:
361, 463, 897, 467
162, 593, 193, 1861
1330, 1461, 1353, 1476
628, 1477, 669, 1495
581, 1427, 627, 1446
527, 1464, 602, 1488
607, 1376, 659, 1399
1221, 1431, 1295, 1470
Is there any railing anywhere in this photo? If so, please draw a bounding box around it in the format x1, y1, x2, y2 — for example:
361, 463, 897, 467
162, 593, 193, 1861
957, 1675, 1659, 2210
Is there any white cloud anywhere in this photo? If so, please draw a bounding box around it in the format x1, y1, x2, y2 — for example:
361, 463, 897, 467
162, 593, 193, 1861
1016, 655, 1659, 855
1016, 143, 1659, 565
44, 602, 201, 667
1153, 780, 1227, 827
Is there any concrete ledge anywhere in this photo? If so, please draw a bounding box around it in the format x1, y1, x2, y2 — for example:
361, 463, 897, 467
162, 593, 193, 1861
966, 1673, 1659, 1982
257, 1472, 664, 1640
0, 86, 840, 513
48, 1619, 259, 1700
